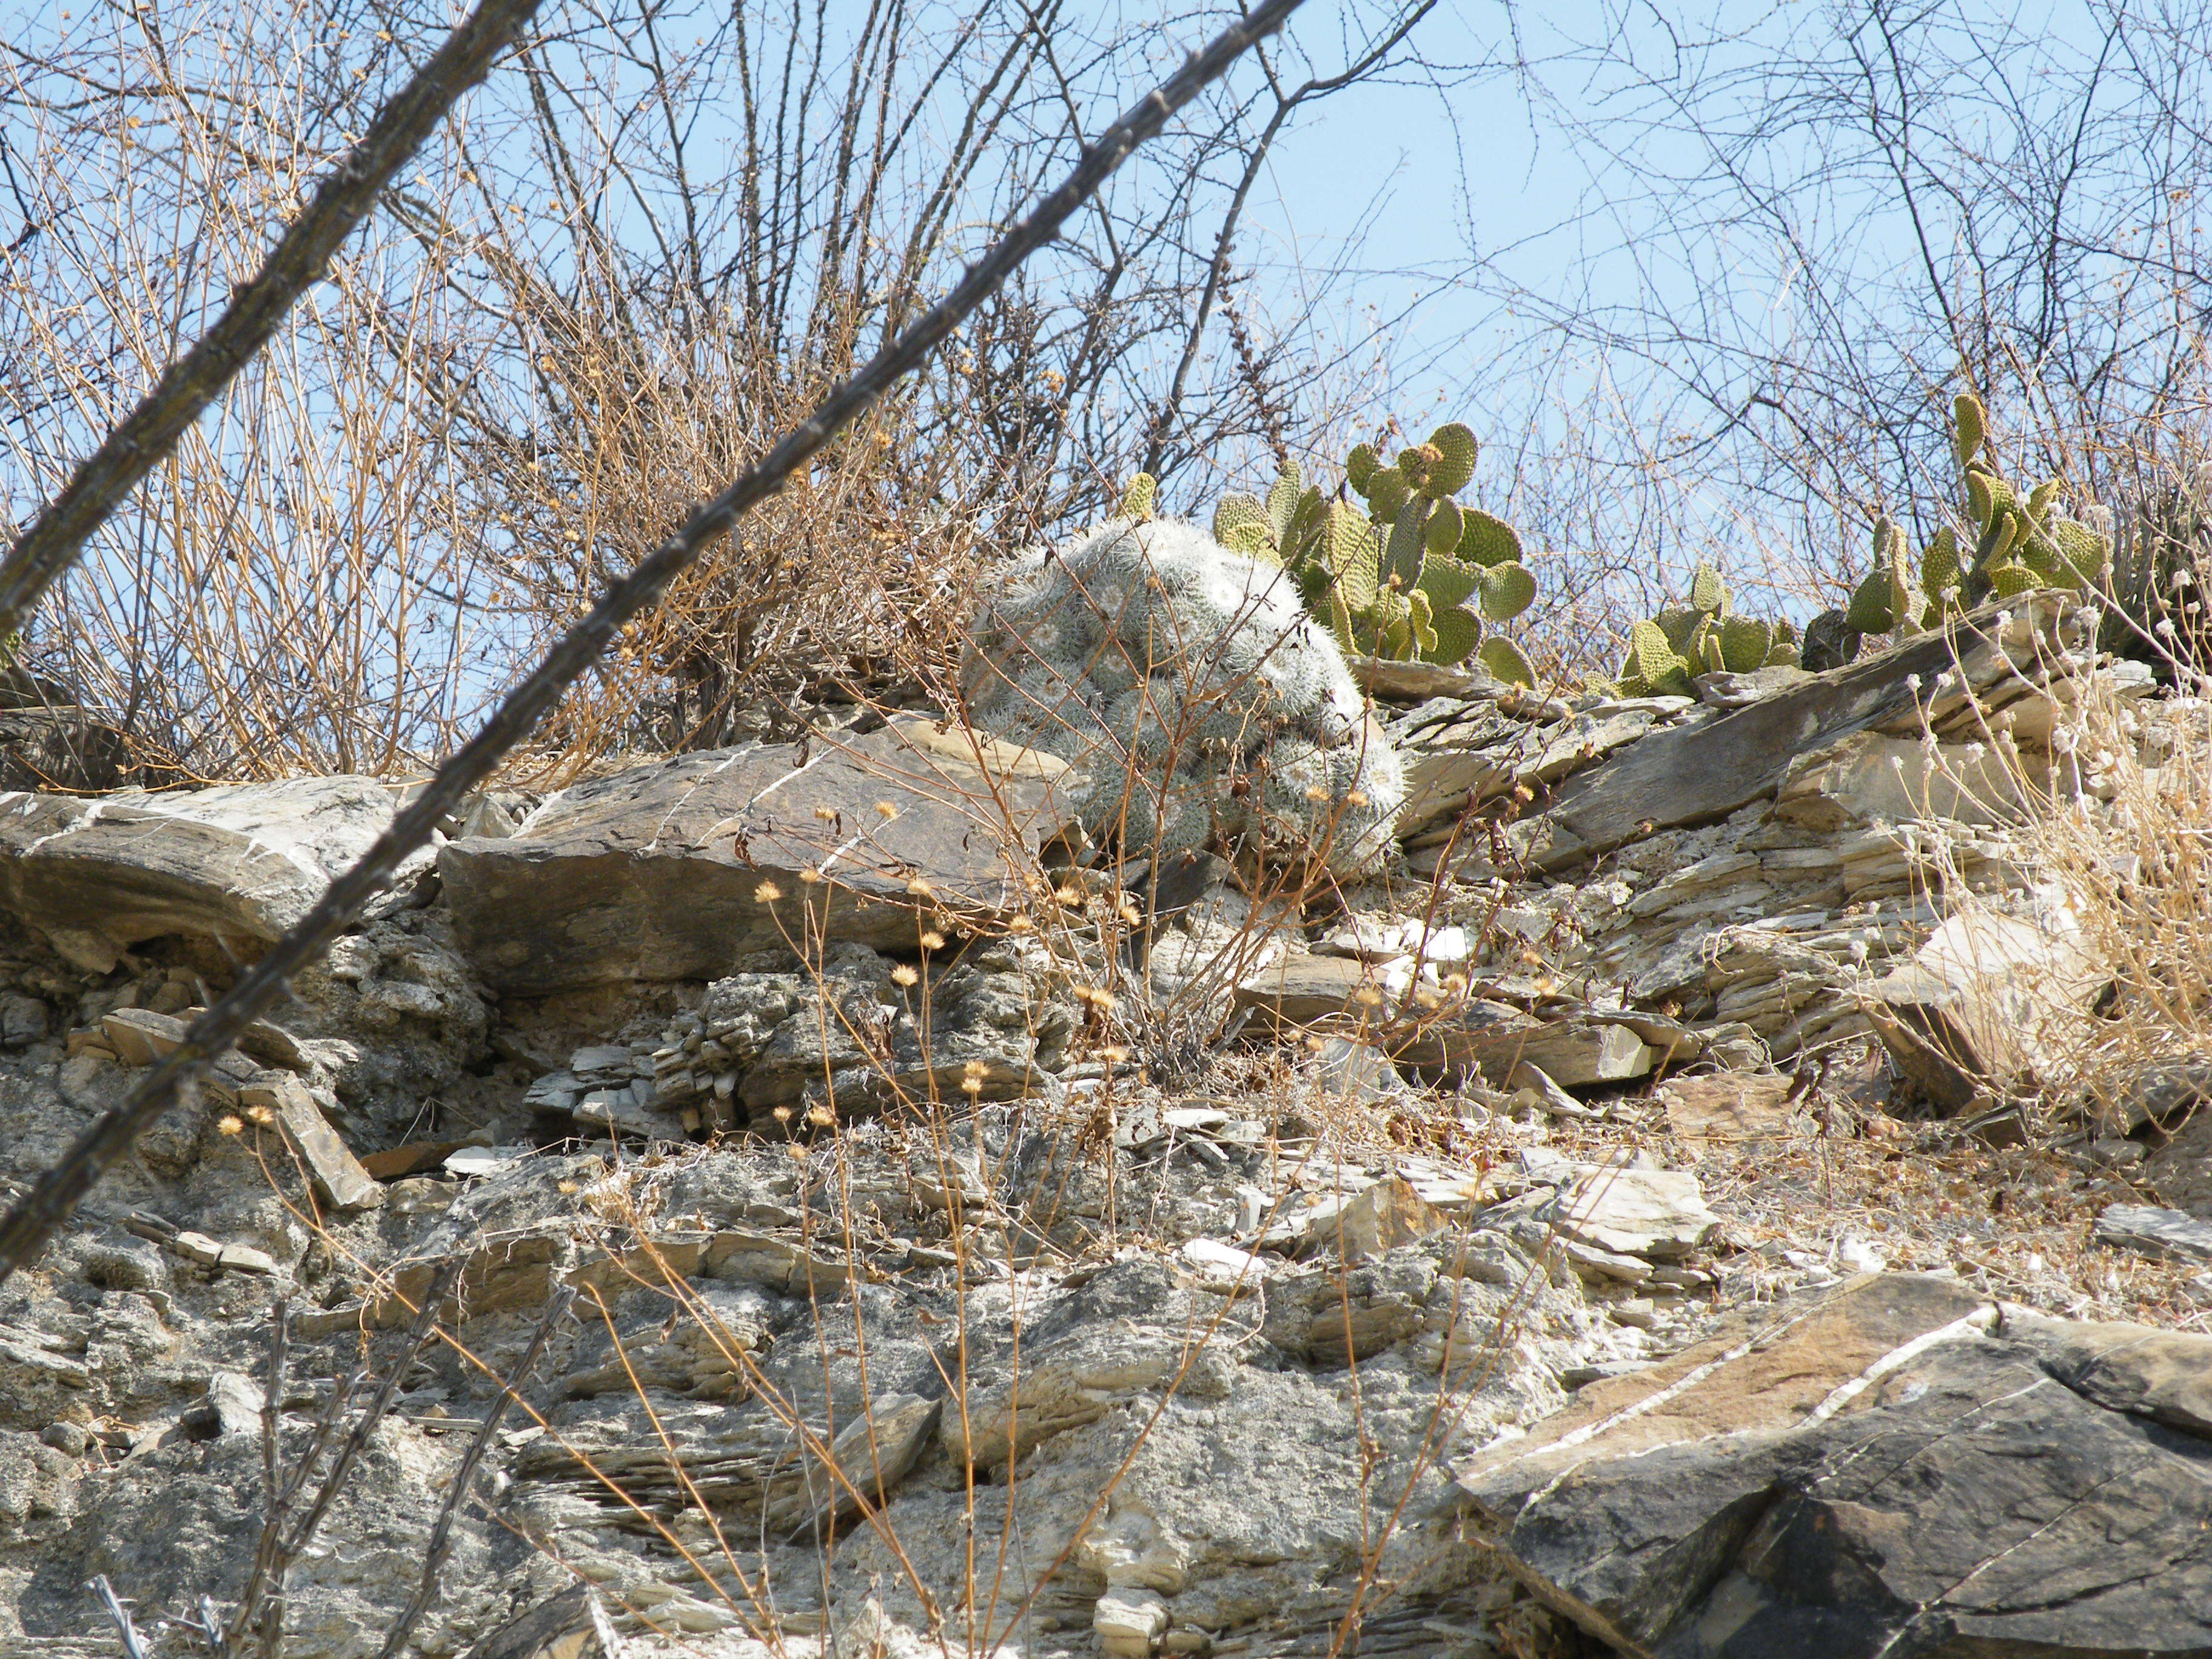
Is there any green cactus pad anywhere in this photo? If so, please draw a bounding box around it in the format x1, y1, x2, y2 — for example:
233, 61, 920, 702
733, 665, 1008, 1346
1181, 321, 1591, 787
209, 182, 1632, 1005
1415, 558, 1480, 611
2025, 477, 2060, 524
1212, 495, 1272, 551
1476, 560, 1537, 622
1986, 561, 2046, 598
1689, 560, 1728, 617
1282, 486, 1327, 565
2051, 518, 2110, 586
1219, 523, 1278, 563
1425, 499, 1464, 557
1346, 444, 1379, 495
1396, 444, 1440, 493
1974, 506, 2023, 578
1265, 462, 1303, 539
1407, 588, 1439, 657
1428, 604, 1483, 666
1628, 618, 1691, 694
1322, 503, 1380, 612
1954, 394, 1987, 470
1920, 526, 1960, 605
1653, 606, 1704, 654
1965, 468, 2017, 531
1718, 615, 1772, 673
1373, 585, 1413, 656
1478, 635, 1535, 686
2016, 524, 2060, 579
1846, 568, 1899, 634
1762, 632, 1801, 669
1366, 467, 1412, 525
1382, 502, 1430, 592
1325, 590, 1360, 658
1457, 510, 1522, 568
1115, 473, 1157, 521
1425, 423, 1478, 497
1875, 515, 1909, 574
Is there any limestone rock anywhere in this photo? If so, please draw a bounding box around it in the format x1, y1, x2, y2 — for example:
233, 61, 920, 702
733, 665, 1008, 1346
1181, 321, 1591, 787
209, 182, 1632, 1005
1537, 594, 2088, 868
1541, 1166, 1718, 1260
0, 776, 431, 960
1864, 905, 2102, 1110
1457, 1273, 2212, 1658
440, 722, 1078, 994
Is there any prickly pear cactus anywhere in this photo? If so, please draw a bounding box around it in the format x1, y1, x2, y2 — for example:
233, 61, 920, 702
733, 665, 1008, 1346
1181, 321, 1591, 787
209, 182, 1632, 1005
960, 518, 1406, 876
1610, 554, 1799, 694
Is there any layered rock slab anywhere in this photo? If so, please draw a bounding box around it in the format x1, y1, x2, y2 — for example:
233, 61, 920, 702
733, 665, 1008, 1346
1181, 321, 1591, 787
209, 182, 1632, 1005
1455, 1273, 2212, 1658
440, 721, 1077, 994
0, 776, 429, 969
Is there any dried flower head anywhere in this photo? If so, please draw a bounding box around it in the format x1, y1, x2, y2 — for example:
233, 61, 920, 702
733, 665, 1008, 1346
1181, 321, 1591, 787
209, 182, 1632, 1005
875, 802, 899, 820
216, 1114, 244, 1136
772, 1104, 794, 1122
754, 880, 784, 903
919, 930, 947, 951
1099, 1044, 1131, 1065
799, 866, 824, 884
891, 964, 919, 987
907, 877, 935, 897
246, 1104, 275, 1126
807, 1104, 836, 1128
960, 1076, 985, 1097
813, 804, 839, 822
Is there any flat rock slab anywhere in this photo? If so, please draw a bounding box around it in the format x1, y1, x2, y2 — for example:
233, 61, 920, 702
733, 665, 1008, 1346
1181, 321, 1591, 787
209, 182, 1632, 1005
1456, 1273, 2212, 1658
440, 721, 1078, 994
1532, 595, 2079, 870
2096, 1202, 2212, 1266
0, 776, 427, 967
1658, 1074, 1797, 1145
1541, 1166, 1717, 1259
1234, 958, 1658, 1087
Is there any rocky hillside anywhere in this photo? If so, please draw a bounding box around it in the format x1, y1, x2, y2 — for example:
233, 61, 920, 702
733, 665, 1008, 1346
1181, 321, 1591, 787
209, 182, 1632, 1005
1, 591, 2208, 1659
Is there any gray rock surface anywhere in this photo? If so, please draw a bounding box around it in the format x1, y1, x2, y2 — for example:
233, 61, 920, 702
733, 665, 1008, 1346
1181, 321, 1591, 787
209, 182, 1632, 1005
1456, 1273, 2212, 1659
441, 722, 1078, 995
0, 776, 431, 968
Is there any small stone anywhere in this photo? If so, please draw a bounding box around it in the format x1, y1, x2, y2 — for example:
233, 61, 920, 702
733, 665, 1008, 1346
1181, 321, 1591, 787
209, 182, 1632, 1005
1094, 1588, 1168, 1657
1178, 1238, 1266, 1293
1326, 1178, 1448, 1262
1545, 1167, 1718, 1260
0, 991, 49, 1047
240, 1073, 383, 1212
171, 1232, 280, 1275
39, 1421, 89, 1456
101, 1007, 189, 1066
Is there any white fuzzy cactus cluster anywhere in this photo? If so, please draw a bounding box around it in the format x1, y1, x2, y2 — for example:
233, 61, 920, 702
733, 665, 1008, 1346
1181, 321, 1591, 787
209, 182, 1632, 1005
959, 517, 1405, 874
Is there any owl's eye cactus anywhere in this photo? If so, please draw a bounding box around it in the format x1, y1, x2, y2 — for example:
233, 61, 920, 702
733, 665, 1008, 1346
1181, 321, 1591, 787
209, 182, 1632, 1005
960, 518, 1406, 876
